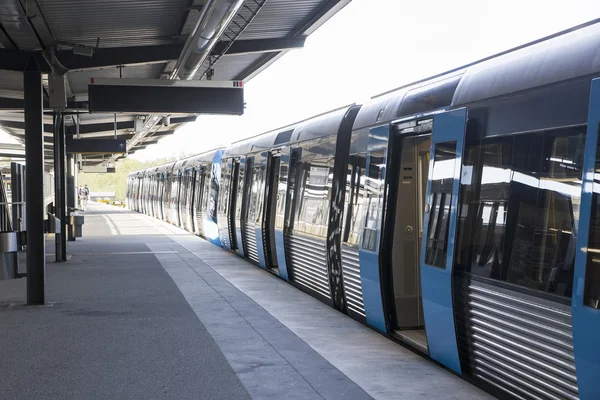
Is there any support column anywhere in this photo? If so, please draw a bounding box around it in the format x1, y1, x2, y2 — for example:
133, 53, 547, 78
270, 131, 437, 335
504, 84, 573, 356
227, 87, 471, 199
24, 59, 46, 305
53, 112, 67, 261
67, 153, 75, 241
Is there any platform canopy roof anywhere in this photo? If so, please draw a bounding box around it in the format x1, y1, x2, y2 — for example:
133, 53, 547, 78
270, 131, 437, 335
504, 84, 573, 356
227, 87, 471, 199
0, 0, 351, 165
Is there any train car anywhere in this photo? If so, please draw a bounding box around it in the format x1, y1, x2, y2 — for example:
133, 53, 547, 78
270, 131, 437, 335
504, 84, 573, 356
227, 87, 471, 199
123, 20, 600, 400
142, 167, 159, 217
275, 106, 362, 311
130, 169, 146, 213
345, 20, 600, 400
216, 127, 293, 266
155, 162, 174, 221
183, 149, 223, 246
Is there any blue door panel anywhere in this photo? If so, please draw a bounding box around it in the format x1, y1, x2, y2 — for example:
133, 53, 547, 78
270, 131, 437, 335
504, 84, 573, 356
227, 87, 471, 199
572, 77, 600, 399
419, 108, 466, 375
358, 125, 389, 333
359, 248, 386, 332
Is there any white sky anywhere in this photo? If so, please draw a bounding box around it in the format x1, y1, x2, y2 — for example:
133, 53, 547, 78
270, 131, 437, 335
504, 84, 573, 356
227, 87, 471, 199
1, 0, 598, 158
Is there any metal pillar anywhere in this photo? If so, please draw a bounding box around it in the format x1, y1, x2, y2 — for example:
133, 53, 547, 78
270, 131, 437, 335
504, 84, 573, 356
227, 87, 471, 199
67, 153, 75, 241
24, 59, 46, 305
53, 112, 66, 261
59, 120, 67, 253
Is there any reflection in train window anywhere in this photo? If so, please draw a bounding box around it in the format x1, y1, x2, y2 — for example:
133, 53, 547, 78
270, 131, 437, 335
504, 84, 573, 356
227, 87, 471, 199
293, 159, 334, 237
585, 125, 600, 308
362, 150, 385, 251
342, 154, 367, 246
424, 141, 457, 269
456, 126, 586, 298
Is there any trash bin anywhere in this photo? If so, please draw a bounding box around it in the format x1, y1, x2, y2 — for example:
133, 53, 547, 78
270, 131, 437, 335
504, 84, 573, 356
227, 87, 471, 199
70, 214, 84, 238
0, 231, 18, 280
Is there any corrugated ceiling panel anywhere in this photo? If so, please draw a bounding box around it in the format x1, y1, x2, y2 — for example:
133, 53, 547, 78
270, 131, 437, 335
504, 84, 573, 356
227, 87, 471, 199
210, 53, 266, 81
0, 1, 42, 50
235, 0, 325, 40
38, 0, 189, 48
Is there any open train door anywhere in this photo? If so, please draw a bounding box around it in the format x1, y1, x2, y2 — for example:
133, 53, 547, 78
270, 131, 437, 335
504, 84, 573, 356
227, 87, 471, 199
419, 108, 466, 374
572, 77, 600, 399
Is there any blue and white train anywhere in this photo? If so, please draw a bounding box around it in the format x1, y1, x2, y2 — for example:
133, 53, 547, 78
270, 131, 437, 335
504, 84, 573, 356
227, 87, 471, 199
127, 20, 600, 400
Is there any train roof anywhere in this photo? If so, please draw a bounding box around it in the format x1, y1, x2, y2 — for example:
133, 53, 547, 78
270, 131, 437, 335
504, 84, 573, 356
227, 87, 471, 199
155, 161, 175, 174
223, 126, 295, 157
143, 166, 160, 176
354, 18, 600, 130
290, 105, 360, 144
186, 148, 224, 167
223, 105, 359, 158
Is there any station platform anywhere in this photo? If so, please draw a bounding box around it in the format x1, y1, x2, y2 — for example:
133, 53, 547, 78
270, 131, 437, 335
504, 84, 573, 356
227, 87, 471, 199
0, 203, 493, 400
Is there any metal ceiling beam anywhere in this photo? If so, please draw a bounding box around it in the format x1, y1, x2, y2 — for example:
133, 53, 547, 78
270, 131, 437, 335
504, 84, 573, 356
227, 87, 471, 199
0, 37, 304, 73
214, 37, 306, 56
56, 45, 183, 70
0, 120, 53, 132
0, 96, 88, 111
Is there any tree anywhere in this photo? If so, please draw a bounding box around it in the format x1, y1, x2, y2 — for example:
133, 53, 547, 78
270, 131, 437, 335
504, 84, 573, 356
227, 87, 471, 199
78, 156, 178, 200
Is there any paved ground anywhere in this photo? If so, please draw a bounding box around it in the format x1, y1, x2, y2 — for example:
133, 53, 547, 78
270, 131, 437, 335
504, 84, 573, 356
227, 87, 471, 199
0, 203, 494, 400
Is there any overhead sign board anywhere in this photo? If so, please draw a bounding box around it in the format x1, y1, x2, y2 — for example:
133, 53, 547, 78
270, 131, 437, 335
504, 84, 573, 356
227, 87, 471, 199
66, 138, 127, 154
81, 166, 116, 174
88, 78, 244, 115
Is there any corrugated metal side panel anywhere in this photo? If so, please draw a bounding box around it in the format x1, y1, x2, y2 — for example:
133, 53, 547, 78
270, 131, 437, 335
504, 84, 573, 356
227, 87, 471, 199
455, 278, 579, 400
285, 233, 330, 299
341, 244, 365, 317
38, 0, 189, 47
244, 220, 259, 263
196, 209, 204, 237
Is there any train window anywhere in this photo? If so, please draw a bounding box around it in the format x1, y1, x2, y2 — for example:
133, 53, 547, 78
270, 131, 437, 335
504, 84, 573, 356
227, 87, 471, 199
235, 161, 246, 221
424, 141, 457, 269
585, 127, 600, 308
208, 162, 220, 222
254, 165, 267, 224
456, 126, 586, 298
284, 150, 300, 231
342, 154, 367, 246
293, 159, 334, 237
275, 158, 288, 230
362, 150, 385, 251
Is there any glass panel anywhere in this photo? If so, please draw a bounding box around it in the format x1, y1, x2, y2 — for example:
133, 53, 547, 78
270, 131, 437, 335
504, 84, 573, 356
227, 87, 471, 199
342, 154, 367, 246
208, 162, 220, 222
585, 126, 600, 308
275, 158, 288, 230
255, 165, 267, 224
293, 159, 334, 237
235, 162, 245, 220
362, 150, 385, 251
456, 126, 585, 298
424, 141, 457, 269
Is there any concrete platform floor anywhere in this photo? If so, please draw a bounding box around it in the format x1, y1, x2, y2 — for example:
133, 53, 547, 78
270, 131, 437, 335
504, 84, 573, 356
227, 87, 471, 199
0, 202, 494, 400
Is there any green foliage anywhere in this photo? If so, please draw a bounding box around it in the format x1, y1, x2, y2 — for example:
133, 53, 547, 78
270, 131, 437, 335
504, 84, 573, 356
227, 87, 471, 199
77, 156, 177, 200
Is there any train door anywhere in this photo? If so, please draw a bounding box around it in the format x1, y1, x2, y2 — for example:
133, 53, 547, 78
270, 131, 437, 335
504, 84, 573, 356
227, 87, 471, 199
193, 166, 205, 236
229, 159, 241, 251
384, 124, 431, 352
419, 108, 466, 374
263, 152, 281, 272
184, 169, 195, 232
234, 157, 247, 257
573, 77, 600, 399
